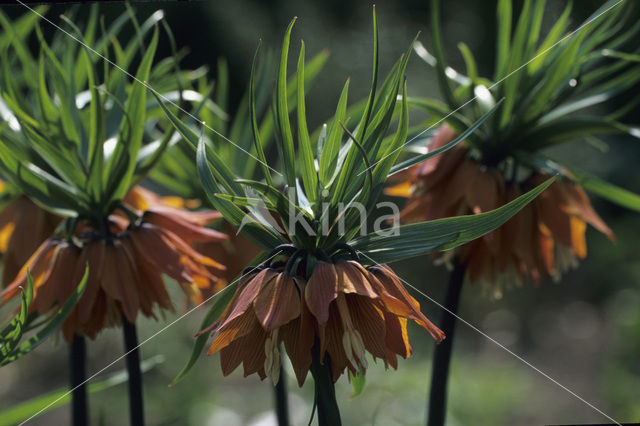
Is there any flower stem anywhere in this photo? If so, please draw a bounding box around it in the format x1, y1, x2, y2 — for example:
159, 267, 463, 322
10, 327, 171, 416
122, 317, 145, 426
427, 260, 466, 426
274, 360, 290, 426
310, 346, 341, 426
69, 335, 88, 426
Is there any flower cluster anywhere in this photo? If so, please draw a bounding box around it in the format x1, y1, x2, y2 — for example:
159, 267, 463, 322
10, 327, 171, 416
0, 187, 227, 341
388, 125, 615, 295
203, 253, 444, 385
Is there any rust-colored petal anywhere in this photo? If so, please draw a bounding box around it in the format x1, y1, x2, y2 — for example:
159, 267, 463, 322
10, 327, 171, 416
77, 240, 106, 324
281, 300, 315, 386
130, 224, 192, 283
219, 338, 244, 376
1, 238, 57, 302
253, 274, 301, 331
218, 268, 277, 330
207, 310, 256, 354
143, 208, 228, 242
558, 180, 615, 241
100, 240, 141, 324
127, 238, 173, 312
305, 262, 339, 324
370, 266, 445, 343
160, 227, 226, 271
347, 295, 387, 359
384, 313, 411, 361
322, 303, 349, 382
336, 261, 377, 298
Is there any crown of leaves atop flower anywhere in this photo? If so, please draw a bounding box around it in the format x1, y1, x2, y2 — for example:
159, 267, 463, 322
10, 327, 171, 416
149, 46, 330, 202
157, 9, 555, 268
414, 0, 640, 175
0, 7, 218, 226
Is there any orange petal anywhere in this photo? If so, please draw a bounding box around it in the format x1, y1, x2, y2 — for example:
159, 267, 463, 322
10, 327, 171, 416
77, 240, 106, 324
143, 208, 228, 242
569, 216, 587, 258
370, 266, 445, 343
384, 180, 413, 198
1, 238, 57, 302
336, 261, 377, 298
348, 295, 386, 359
281, 301, 315, 386
253, 274, 301, 331
305, 262, 339, 324
207, 310, 256, 354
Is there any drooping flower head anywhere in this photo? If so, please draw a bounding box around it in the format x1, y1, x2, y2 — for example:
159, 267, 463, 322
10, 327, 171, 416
161, 12, 554, 387
388, 125, 615, 294
0, 187, 228, 341
387, 1, 639, 295
203, 250, 444, 385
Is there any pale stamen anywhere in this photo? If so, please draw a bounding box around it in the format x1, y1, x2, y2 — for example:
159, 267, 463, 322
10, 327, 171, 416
264, 329, 281, 384
335, 294, 368, 370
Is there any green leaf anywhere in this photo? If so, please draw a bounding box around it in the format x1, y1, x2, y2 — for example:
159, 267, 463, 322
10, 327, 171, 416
0, 144, 83, 216
0, 355, 164, 426
390, 99, 503, 175
574, 172, 640, 213
275, 18, 298, 192
296, 40, 318, 204
351, 177, 556, 264
104, 26, 158, 205
249, 41, 273, 186
195, 124, 285, 250
318, 78, 349, 186
457, 42, 478, 84
82, 47, 105, 200
371, 79, 410, 189
495, 0, 512, 80
1, 266, 88, 366
0, 271, 31, 358
521, 117, 630, 149
349, 370, 366, 399
170, 282, 237, 386
528, 2, 571, 73
429, 0, 457, 108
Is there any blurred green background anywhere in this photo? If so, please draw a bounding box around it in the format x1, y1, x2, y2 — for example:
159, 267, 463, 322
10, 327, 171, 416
1, 1, 639, 425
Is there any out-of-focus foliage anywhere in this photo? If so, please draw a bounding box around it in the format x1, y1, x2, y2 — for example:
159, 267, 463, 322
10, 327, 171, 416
0, 268, 87, 368
410, 0, 640, 209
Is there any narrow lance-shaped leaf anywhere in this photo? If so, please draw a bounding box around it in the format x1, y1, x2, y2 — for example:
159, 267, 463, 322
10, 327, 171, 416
318, 78, 349, 186
170, 282, 237, 386
250, 40, 273, 187
195, 124, 286, 250
430, 0, 457, 108
1, 266, 88, 366
390, 99, 504, 175
275, 18, 298, 193
495, 0, 512, 80
104, 26, 158, 205
574, 172, 640, 213
296, 40, 318, 204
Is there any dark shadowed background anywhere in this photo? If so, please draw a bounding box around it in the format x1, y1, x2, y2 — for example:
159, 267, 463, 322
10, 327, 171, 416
1, 1, 639, 425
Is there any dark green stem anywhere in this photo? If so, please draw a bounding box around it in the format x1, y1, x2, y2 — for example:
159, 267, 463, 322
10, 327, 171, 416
274, 361, 290, 426
310, 345, 341, 426
69, 335, 88, 426
427, 260, 466, 426
123, 317, 145, 426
